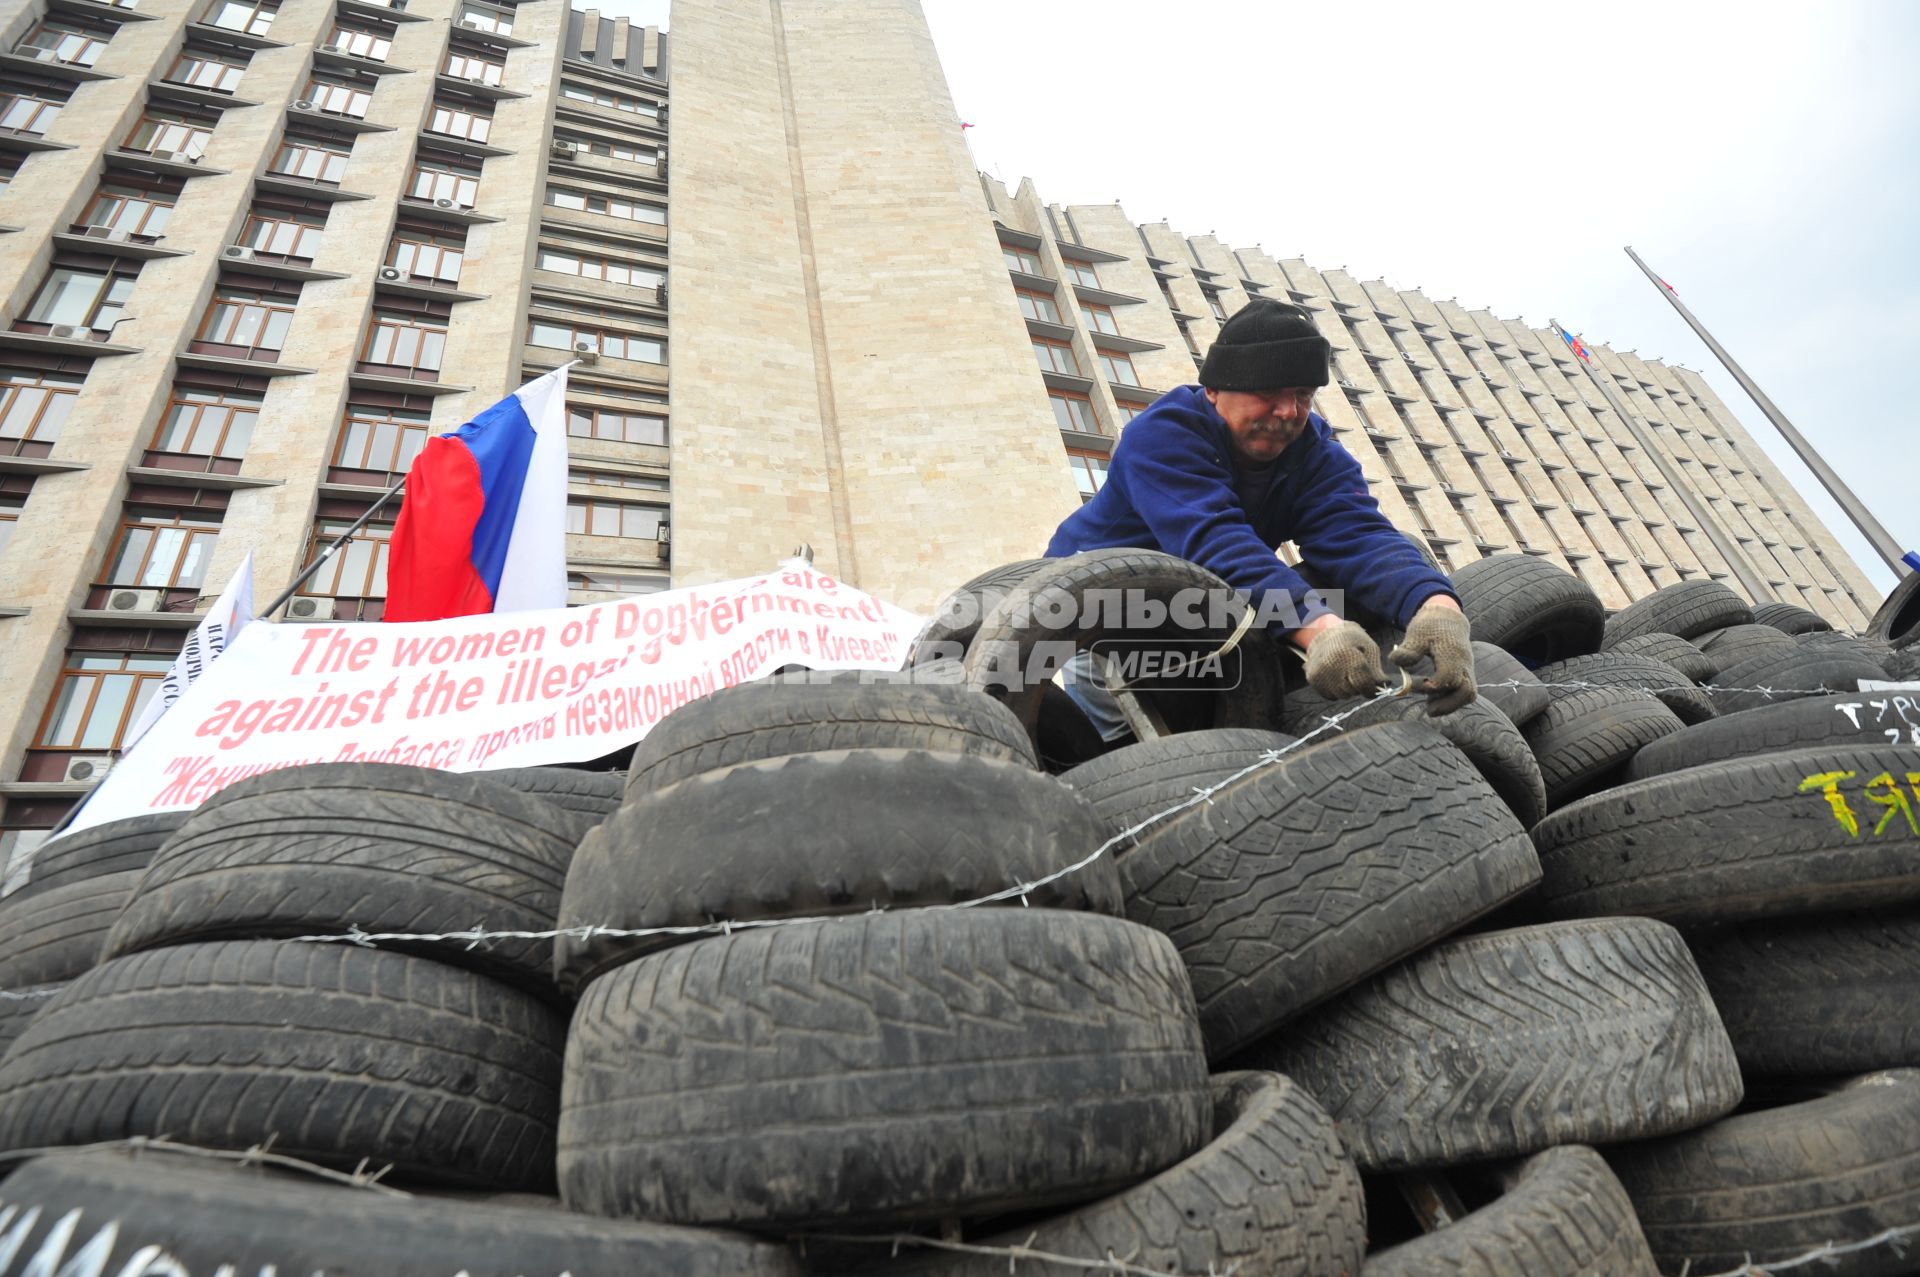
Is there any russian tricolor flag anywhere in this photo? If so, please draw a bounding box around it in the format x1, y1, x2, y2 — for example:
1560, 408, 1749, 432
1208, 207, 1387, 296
384, 366, 571, 622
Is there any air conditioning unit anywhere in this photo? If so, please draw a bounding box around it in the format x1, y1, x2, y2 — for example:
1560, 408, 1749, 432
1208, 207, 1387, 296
320, 43, 345, 54
458, 17, 483, 29
222, 245, 256, 260
49, 324, 83, 339
63, 755, 115, 785
656, 524, 670, 546
550, 139, 577, 157
292, 99, 317, 111
156, 150, 199, 163
571, 340, 598, 364
378, 266, 403, 281
84, 225, 133, 242
107, 587, 163, 612
433, 196, 458, 209
286, 596, 337, 620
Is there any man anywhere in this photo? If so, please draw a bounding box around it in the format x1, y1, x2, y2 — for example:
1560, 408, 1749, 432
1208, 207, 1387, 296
1048, 298, 1474, 733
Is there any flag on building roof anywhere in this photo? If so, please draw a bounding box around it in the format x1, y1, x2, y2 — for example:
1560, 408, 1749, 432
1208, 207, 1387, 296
384, 365, 570, 622
1561, 328, 1593, 363
122, 551, 255, 753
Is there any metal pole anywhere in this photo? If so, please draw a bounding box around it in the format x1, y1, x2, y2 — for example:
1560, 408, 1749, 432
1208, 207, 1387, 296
1551, 320, 1776, 603
1624, 246, 1907, 573
259, 474, 407, 619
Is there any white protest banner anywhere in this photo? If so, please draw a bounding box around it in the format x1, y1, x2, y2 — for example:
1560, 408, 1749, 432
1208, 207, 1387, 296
122, 551, 255, 754
62, 562, 924, 837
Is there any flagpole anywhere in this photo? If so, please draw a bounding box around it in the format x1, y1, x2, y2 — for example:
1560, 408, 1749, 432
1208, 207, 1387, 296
1624, 246, 1908, 574
260, 361, 585, 620
1550, 319, 1776, 603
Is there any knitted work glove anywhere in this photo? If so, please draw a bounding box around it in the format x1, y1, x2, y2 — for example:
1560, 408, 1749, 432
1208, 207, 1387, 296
1390, 598, 1477, 716
1303, 621, 1386, 701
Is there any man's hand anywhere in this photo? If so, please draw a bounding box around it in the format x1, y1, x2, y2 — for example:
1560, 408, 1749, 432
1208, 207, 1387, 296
1390, 595, 1476, 716
1301, 619, 1387, 701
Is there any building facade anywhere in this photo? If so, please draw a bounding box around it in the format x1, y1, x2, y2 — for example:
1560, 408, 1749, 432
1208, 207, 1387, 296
0, 0, 1879, 839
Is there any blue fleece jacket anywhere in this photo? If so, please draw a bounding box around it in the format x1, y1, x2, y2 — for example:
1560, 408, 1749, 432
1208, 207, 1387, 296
1047, 386, 1453, 631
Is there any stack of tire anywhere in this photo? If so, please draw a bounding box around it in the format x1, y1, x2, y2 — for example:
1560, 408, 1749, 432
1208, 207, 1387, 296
0, 546, 1913, 1276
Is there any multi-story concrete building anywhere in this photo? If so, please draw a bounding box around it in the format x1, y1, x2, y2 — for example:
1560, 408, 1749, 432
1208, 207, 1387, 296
0, 0, 1879, 839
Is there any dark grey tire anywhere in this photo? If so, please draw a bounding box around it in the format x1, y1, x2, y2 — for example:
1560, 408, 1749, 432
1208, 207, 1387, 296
624, 680, 1036, 801
0, 1147, 803, 1277
0, 869, 143, 1058
1627, 691, 1920, 782
5, 812, 186, 903
1696, 621, 1798, 671
1689, 907, 1920, 1077
1885, 645, 1920, 681
963, 548, 1286, 741
1060, 727, 1296, 845
1605, 1071, 1920, 1277
1708, 645, 1889, 716
912, 558, 1053, 663
1473, 641, 1550, 726
1867, 570, 1920, 647
1281, 693, 1548, 828
1797, 628, 1897, 667
1363, 1146, 1659, 1277
101, 763, 576, 993
555, 749, 1122, 992
1752, 599, 1834, 635
0, 940, 568, 1190
1607, 632, 1718, 683
1241, 919, 1743, 1171
1122, 722, 1540, 1059
1602, 580, 1753, 646
865, 1072, 1366, 1277
486, 767, 624, 842
1522, 687, 1684, 809
1532, 653, 1717, 724
1451, 554, 1604, 663
1529, 744, 1920, 925
558, 909, 1210, 1229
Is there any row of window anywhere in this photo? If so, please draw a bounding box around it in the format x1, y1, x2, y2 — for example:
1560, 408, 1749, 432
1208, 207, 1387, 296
1030, 338, 1140, 387
1002, 246, 1102, 289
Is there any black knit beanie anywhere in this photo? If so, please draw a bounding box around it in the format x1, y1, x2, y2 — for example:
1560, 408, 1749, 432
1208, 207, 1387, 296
1199, 299, 1331, 391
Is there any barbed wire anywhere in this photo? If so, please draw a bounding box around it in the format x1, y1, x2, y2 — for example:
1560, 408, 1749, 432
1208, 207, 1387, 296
798, 1230, 1244, 1276
1681, 1221, 1920, 1276
0, 1133, 411, 1198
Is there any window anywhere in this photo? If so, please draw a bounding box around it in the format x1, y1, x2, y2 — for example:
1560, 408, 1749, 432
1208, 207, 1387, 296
455, 2, 513, 34
1097, 350, 1140, 387
204, 0, 277, 35
1, 370, 83, 446
530, 320, 662, 364
570, 468, 667, 491
1063, 260, 1100, 289
1048, 391, 1098, 435
301, 518, 389, 598
388, 228, 465, 283
242, 207, 326, 259
567, 498, 665, 539
166, 51, 246, 93
1081, 302, 1119, 335
568, 404, 667, 445
1, 95, 63, 135
555, 135, 655, 164
79, 183, 175, 239
1002, 246, 1043, 275
569, 570, 667, 596
363, 313, 447, 373
536, 248, 663, 289
325, 25, 390, 60
36, 653, 174, 751
412, 158, 480, 207
125, 113, 213, 159
272, 137, 349, 184
426, 102, 491, 143
544, 186, 665, 226
1204, 290, 1228, 322
0, 495, 21, 559
20, 21, 108, 66
1031, 338, 1079, 376
196, 287, 295, 355
103, 514, 219, 589
1015, 288, 1060, 324
1118, 403, 1147, 424
444, 52, 503, 85
1067, 450, 1109, 502
24, 265, 137, 334
334, 405, 430, 475
152, 388, 259, 458
303, 76, 373, 118
559, 82, 659, 117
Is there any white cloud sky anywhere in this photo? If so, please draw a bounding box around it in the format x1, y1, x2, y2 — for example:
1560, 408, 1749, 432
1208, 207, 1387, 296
604, 0, 1919, 599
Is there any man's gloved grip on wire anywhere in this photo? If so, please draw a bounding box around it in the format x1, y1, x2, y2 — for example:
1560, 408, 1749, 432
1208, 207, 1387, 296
1300, 620, 1386, 701
1389, 596, 1477, 716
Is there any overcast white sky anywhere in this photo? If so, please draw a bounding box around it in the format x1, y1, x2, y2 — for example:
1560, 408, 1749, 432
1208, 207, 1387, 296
607, 0, 1918, 597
